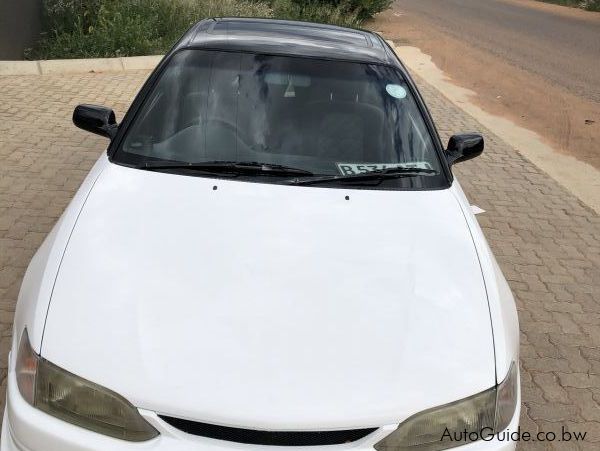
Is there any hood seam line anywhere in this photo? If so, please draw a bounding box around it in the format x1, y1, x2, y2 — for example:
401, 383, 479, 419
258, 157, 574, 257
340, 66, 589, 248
449, 187, 498, 385
39, 162, 108, 355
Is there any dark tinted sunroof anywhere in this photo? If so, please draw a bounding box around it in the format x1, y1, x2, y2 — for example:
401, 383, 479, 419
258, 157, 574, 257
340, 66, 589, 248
211, 19, 370, 48
187, 18, 390, 64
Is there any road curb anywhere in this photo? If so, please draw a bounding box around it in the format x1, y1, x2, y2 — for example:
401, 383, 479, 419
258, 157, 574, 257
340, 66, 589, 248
0, 55, 163, 76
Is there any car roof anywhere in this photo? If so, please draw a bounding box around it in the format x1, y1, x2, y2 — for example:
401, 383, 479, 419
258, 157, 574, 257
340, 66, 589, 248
176, 18, 396, 65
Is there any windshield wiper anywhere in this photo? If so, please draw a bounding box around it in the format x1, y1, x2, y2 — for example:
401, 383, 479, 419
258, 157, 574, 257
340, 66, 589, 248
137, 160, 314, 177
287, 167, 438, 186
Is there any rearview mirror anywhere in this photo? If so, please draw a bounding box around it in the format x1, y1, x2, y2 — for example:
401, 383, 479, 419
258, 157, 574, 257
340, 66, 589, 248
445, 133, 484, 165
73, 104, 117, 139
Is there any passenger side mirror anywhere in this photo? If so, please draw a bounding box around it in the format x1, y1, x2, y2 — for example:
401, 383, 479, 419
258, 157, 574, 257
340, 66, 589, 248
445, 133, 484, 166
73, 104, 118, 139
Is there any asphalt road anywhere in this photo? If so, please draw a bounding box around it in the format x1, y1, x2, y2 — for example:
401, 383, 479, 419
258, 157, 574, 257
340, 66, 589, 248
392, 0, 600, 103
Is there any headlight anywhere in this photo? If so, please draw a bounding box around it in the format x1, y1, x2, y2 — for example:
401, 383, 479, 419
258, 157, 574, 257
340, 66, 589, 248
374, 363, 518, 451
16, 329, 158, 442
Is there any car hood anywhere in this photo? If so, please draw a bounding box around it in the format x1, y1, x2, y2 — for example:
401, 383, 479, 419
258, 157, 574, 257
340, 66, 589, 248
42, 162, 495, 429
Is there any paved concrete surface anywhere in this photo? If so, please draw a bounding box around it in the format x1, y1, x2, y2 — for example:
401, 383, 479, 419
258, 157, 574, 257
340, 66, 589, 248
0, 69, 599, 449
391, 0, 600, 103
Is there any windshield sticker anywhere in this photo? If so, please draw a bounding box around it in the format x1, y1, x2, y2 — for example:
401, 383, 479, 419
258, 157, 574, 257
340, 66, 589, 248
386, 84, 407, 99
336, 162, 433, 176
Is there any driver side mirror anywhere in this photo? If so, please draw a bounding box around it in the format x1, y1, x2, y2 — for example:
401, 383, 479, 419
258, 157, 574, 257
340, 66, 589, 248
73, 104, 118, 139
445, 133, 484, 166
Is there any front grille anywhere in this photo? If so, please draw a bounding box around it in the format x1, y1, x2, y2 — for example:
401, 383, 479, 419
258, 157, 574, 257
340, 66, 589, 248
158, 415, 377, 446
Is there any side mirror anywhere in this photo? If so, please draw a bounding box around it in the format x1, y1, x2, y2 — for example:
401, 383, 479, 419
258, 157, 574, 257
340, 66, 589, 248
73, 104, 118, 139
445, 133, 484, 165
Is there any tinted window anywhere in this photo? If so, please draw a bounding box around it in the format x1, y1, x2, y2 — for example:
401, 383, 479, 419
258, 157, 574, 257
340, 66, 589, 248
116, 50, 444, 187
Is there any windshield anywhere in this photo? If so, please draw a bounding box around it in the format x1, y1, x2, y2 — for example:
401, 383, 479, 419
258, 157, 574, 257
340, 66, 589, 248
115, 49, 446, 189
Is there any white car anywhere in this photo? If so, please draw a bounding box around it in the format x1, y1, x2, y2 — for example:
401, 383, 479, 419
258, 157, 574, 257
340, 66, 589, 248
2, 18, 519, 451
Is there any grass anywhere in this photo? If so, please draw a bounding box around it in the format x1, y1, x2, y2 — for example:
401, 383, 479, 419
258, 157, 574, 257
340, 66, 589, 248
29, 0, 273, 59
28, 0, 389, 59
535, 0, 600, 11
271, 0, 361, 27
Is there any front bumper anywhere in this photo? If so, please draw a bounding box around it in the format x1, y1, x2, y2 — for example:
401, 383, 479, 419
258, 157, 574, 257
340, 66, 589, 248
1, 369, 519, 451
